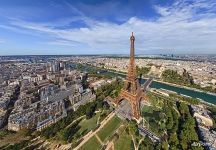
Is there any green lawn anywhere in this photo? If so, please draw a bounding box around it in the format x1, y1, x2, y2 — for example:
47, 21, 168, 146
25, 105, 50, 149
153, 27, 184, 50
79, 136, 101, 150
114, 130, 132, 150
0, 129, 30, 148
97, 115, 121, 142
78, 113, 100, 135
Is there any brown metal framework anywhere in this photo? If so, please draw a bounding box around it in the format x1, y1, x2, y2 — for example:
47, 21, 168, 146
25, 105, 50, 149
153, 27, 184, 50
115, 32, 146, 121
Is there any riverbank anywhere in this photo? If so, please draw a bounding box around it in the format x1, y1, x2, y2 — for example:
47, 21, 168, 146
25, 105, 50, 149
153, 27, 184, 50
196, 98, 216, 107
153, 79, 216, 96
106, 69, 216, 96
105, 69, 216, 104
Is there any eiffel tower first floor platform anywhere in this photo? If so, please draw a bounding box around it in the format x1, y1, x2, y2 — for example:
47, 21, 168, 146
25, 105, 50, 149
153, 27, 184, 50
114, 89, 146, 123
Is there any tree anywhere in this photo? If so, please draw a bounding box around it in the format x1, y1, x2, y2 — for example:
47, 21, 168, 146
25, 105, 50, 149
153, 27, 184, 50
57, 129, 68, 142
177, 102, 202, 150
166, 110, 174, 130
182, 69, 194, 85
140, 137, 156, 150
128, 121, 139, 136
85, 104, 95, 119
136, 66, 150, 76
161, 141, 169, 150
168, 133, 179, 148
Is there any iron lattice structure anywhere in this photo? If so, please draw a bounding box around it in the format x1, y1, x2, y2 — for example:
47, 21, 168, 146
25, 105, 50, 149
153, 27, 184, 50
115, 32, 146, 121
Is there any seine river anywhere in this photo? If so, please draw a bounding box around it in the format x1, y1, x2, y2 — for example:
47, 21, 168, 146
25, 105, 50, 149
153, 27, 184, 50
143, 79, 216, 105
106, 71, 216, 105
70, 64, 216, 105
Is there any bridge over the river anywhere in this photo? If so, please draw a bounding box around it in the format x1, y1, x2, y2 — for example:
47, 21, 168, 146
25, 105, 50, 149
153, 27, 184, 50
141, 77, 153, 91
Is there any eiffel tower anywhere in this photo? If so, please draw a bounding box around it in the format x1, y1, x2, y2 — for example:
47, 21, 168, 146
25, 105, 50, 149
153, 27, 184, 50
115, 32, 146, 121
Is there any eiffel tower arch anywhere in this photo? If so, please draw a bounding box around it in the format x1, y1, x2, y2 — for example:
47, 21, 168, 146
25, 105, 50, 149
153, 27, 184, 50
115, 32, 147, 122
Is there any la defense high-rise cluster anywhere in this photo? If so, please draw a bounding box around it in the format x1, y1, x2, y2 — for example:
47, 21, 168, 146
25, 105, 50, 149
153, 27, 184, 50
115, 32, 146, 122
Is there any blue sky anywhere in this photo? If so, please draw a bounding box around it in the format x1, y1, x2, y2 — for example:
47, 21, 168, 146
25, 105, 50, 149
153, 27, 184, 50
0, 0, 216, 55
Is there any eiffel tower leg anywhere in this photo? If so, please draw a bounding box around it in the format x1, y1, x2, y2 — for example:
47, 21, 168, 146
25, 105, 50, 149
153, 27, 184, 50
115, 95, 122, 105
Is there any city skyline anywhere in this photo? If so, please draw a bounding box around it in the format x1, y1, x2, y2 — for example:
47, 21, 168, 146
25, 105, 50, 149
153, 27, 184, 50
0, 0, 216, 55
0, 1, 216, 149
1, 54, 216, 149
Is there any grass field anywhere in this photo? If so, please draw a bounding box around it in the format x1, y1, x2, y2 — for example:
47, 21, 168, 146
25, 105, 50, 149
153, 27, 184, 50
0, 129, 30, 147
97, 115, 121, 142
114, 130, 132, 150
79, 136, 101, 150
78, 113, 100, 135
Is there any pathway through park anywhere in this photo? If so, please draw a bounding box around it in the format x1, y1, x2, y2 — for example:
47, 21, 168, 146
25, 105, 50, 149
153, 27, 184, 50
74, 112, 115, 150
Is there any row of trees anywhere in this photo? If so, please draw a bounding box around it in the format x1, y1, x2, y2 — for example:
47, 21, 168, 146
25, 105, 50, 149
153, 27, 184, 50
169, 94, 200, 105
177, 102, 203, 150
162, 69, 216, 93
0, 140, 30, 150
39, 79, 123, 142
162, 100, 202, 150
164, 101, 180, 149
55, 80, 124, 144
39, 98, 108, 140
136, 66, 151, 77
143, 92, 202, 150
208, 107, 216, 129
95, 78, 123, 99
162, 69, 194, 86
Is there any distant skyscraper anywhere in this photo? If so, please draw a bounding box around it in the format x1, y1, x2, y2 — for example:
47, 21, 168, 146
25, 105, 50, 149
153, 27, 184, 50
59, 61, 66, 70
48, 61, 61, 72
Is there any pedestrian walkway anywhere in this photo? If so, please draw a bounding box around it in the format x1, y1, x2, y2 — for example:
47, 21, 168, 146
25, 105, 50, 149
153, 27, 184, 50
74, 112, 115, 150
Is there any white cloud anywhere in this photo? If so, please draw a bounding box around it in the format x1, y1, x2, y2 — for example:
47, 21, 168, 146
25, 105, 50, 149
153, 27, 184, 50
0, 38, 5, 43
47, 40, 78, 46
1, 0, 216, 54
